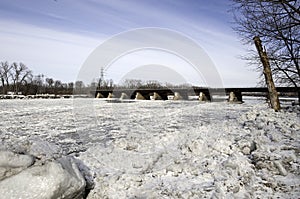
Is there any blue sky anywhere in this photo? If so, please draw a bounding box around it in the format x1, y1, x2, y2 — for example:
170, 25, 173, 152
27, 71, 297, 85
0, 0, 259, 87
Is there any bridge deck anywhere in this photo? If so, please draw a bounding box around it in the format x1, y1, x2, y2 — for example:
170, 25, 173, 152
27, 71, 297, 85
94, 87, 300, 101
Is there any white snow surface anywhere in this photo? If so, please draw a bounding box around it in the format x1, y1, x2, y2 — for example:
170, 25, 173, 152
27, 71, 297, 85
0, 98, 299, 198
0, 156, 86, 199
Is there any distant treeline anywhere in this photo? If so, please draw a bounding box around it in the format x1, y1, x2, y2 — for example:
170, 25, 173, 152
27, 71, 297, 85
0, 61, 194, 96
114, 79, 192, 89
0, 61, 82, 95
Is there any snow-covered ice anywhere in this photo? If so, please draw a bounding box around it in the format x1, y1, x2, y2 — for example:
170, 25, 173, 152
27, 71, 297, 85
0, 155, 86, 199
0, 98, 299, 198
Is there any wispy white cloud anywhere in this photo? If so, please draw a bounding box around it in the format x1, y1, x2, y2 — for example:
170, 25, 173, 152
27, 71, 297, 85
0, 20, 104, 82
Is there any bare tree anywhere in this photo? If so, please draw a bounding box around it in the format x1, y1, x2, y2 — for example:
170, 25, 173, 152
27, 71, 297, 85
75, 81, 84, 94
68, 82, 74, 90
109, 79, 114, 88
46, 77, 54, 88
45, 77, 54, 93
254, 36, 281, 111
54, 80, 62, 95
0, 61, 12, 94
144, 80, 162, 89
0, 63, 6, 94
122, 79, 142, 88
33, 74, 44, 94
231, 0, 300, 101
22, 72, 33, 95
10, 62, 32, 94
1, 61, 78, 95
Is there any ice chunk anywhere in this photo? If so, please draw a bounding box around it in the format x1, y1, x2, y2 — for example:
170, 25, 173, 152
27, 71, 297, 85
0, 156, 86, 199
0, 151, 34, 180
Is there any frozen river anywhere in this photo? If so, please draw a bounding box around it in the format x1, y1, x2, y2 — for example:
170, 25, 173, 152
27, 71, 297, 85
0, 99, 299, 198
0, 99, 252, 154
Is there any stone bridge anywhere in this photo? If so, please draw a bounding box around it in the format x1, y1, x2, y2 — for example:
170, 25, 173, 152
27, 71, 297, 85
93, 87, 299, 102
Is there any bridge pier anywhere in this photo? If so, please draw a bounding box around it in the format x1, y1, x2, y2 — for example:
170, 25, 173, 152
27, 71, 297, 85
228, 91, 243, 103
173, 92, 183, 100
135, 92, 145, 100
199, 92, 208, 102
96, 92, 104, 98
120, 92, 129, 100
107, 93, 114, 98
151, 92, 162, 100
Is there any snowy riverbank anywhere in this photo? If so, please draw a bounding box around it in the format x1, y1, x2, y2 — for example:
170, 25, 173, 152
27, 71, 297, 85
0, 99, 299, 198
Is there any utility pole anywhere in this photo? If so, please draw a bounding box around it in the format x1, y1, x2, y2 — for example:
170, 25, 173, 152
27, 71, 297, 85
98, 67, 104, 88
100, 67, 104, 81
253, 36, 281, 111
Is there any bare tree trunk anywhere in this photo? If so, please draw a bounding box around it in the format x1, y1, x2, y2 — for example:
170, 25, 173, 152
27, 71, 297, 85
1, 78, 5, 94
254, 36, 281, 111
